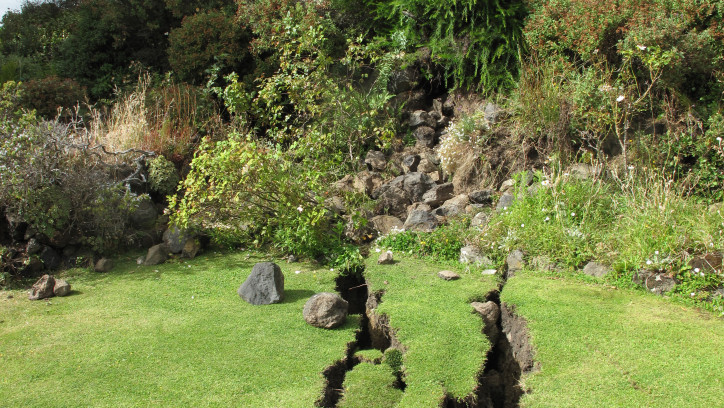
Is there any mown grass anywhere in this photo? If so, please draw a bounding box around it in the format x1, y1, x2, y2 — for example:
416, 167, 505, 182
503, 270, 724, 408
364, 254, 498, 407
338, 362, 403, 408
0, 251, 358, 407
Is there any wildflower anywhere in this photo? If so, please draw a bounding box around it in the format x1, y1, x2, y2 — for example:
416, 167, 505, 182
628, 165, 635, 170
295, 270, 301, 274
690, 292, 696, 297
329, 268, 334, 272
636, 44, 647, 51
520, 223, 525, 228
646, 260, 653, 265
616, 95, 625, 102
545, 216, 550, 222
375, 248, 381, 253
654, 251, 659, 255
571, 212, 576, 217
694, 267, 700, 273
297, 206, 303, 212
717, 137, 722, 142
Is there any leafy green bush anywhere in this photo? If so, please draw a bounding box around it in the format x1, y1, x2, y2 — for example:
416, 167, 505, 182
148, 156, 180, 197
0, 87, 138, 254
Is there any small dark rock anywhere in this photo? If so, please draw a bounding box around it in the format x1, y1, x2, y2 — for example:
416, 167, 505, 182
377, 251, 394, 265
469, 190, 493, 205
402, 154, 420, 173
422, 182, 455, 207
633, 270, 677, 295
26, 238, 42, 255
303, 292, 348, 329
365, 150, 387, 172
238, 262, 285, 305
413, 126, 436, 148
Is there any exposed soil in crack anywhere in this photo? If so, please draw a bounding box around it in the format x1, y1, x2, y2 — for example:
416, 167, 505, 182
318, 272, 407, 407
443, 265, 539, 407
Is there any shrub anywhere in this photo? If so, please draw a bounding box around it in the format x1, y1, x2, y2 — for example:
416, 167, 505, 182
377, 218, 472, 262
169, 132, 345, 260
19, 76, 86, 119
437, 111, 487, 175
148, 156, 180, 197
168, 10, 251, 84
0, 113, 138, 254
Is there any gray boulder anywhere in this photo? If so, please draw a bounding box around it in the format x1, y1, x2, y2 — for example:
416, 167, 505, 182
303, 292, 348, 329
496, 193, 516, 212
53, 279, 71, 297
29, 274, 55, 300
413, 126, 436, 147
422, 182, 454, 207
470, 212, 489, 228
130, 196, 158, 229
94, 258, 114, 273
374, 186, 411, 219
376, 172, 436, 203
460, 245, 493, 267
238, 262, 285, 305
409, 110, 436, 128
144, 243, 169, 266
353, 171, 384, 197
370, 215, 404, 236
39, 246, 62, 270
469, 190, 493, 205
26, 238, 42, 255
434, 194, 470, 217
583, 262, 610, 278
403, 210, 438, 232
506, 250, 525, 277
163, 226, 192, 254
365, 150, 387, 171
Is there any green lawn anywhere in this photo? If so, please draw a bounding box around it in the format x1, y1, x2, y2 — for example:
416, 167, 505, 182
363, 255, 499, 407
503, 271, 724, 408
0, 251, 358, 407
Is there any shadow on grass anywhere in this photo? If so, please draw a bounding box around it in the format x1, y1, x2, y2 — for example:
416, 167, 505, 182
284, 289, 316, 304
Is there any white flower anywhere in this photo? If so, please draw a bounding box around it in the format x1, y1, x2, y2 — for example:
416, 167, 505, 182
520, 223, 525, 228
690, 292, 696, 297
628, 165, 635, 170
329, 268, 334, 272
571, 212, 576, 217
717, 137, 722, 142
700, 272, 705, 277
295, 270, 301, 274
636, 44, 647, 51
694, 267, 700, 273
616, 95, 625, 102
654, 250, 659, 255
646, 260, 653, 265
297, 206, 303, 212
544, 216, 550, 222
375, 248, 381, 253
191, 296, 194, 299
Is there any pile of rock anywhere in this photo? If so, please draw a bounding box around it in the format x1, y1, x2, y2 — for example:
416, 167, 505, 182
28, 274, 71, 300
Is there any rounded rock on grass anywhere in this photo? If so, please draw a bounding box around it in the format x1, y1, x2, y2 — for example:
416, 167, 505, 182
438, 270, 461, 281
303, 292, 349, 329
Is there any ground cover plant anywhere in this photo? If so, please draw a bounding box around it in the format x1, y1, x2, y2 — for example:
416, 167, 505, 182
0, 252, 359, 407
502, 269, 724, 407
362, 254, 498, 406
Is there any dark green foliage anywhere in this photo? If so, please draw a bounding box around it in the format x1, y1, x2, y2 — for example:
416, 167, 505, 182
19, 76, 86, 118
360, 0, 527, 91
168, 10, 251, 84
56, 0, 176, 99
